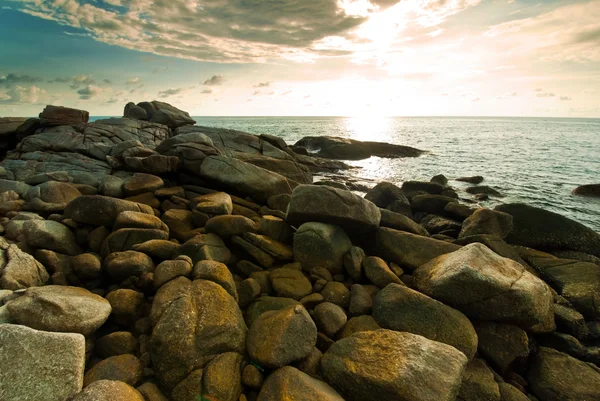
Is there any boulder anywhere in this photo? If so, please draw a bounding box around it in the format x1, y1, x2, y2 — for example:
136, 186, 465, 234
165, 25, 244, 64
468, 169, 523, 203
192, 260, 238, 301
573, 183, 600, 197
414, 243, 554, 329
96, 332, 138, 358
379, 208, 428, 236
496, 203, 600, 257
200, 155, 292, 203
401, 180, 445, 196
373, 284, 478, 359
71, 380, 144, 401
466, 186, 503, 197
104, 250, 155, 282
202, 352, 244, 401
205, 215, 256, 238
364, 182, 409, 208
150, 277, 247, 389
473, 321, 529, 374
244, 296, 301, 327
411, 194, 457, 214
23, 181, 81, 212
375, 227, 461, 271
457, 358, 501, 401
123, 173, 164, 196
459, 208, 513, 239
124, 102, 148, 120
269, 268, 312, 300
287, 185, 381, 233
0, 242, 49, 290
293, 136, 424, 160
362, 256, 402, 288
39, 105, 89, 126
7, 285, 111, 335
258, 366, 344, 401
23, 219, 82, 255
321, 329, 468, 401
137, 100, 195, 128
0, 324, 85, 401
83, 354, 143, 387
101, 228, 169, 256
180, 233, 231, 264
313, 302, 347, 338
456, 176, 484, 184
293, 222, 352, 274
65, 195, 154, 227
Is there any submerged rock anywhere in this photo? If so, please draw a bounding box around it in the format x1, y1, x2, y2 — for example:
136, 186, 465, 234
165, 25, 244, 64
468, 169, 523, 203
294, 136, 424, 160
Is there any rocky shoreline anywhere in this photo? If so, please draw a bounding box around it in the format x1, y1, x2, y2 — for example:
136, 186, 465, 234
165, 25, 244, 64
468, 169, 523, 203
0, 102, 599, 401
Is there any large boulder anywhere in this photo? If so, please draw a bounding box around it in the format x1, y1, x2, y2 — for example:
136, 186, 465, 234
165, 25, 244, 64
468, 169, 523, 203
258, 366, 344, 401
293, 222, 352, 274
39, 105, 89, 126
200, 155, 292, 203
150, 277, 247, 389
0, 240, 49, 290
457, 358, 501, 401
287, 185, 381, 233
293, 136, 423, 160
375, 227, 460, 271
22, 219, 82, 255
71, 380, 144, 401
496, 203, 600, 257
321, 329, 467, 401
414, 243, 554, 329
528, 347, 600, 401
459, 208, 513, 239
65, 195, 154, 226
23, 181, 81, 212
137, 100, 195, 128
364, 182, 409, 208
6, 285, 111, 335
373, 284, 478, 359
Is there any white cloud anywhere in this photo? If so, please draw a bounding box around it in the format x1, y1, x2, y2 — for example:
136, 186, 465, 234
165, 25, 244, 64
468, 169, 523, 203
560, 96, 572, 101
126, 77, 141, 84
203, 75, 224, 85
0, 85, 48, 104
77, 85, 103, 100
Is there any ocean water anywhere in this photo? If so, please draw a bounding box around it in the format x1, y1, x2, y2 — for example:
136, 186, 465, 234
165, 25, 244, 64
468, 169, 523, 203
189, 116, 600, 232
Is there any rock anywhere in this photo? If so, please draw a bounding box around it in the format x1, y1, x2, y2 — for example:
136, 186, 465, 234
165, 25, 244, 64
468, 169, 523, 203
23, 181, 81, 212
498, 383, 529, 401
528, 347, 600, 401
65, 195, 154, 227
132, 239, 180, 260
72, 380, 144, 401
202, 352, 244, 401
269, 268, 312, 300
23, 219, 82, 255
321, 329, 468, 401
180, 233, 231, 264
123, 173, 164, 196
287, 185, 381, 233
96, 332, 138, 358
7, 285, 111, 335
466, 186, 503, 197
101, 228, 169, 255
456, 176, 484, 184
496, 203, 600, 257
457, 358, 501, 401
445, 202, 476, 220
259, 215, 292, 243
293, 222, 352, 274
104, 251, 155, 282
106, 289, 145, 321
362, 256, 402, 288
401, 180, 445, 196
411, 194, 457, 214
154, 258, 192, 288
343, 246, 364, 281
364, 182, 409, 208
200, 155, 292, 203
169, 368, 204, 401
0, 324, 85, 401
421, 214, 461, 235
414, 243, 554, 329
70, 253, 102, 281
379, 208, 429, 236
321, 281, 350, 308
124, 102, 148, 120
554, 303, 589, 339
473, 321, 529, 375
454, 234, 527, 266
138, 100, 195, 128
268, 193, 291, 212
431, 174, 448, 185
313, 302, 347, 338
459, 209, 513, 239
39, 105, 89, 126
373, 284, 478, 359
0, 242, 49, 290
192, 260, 238, 301
160, 209, 193, 241
193, 192, 233, 215
294, 136, 423, 160
247, 304, 317, 369
83, 354, 143, 387
348, 284, 372, 316
245, 296, 301, 327
258, 366, 344, 401
136, 383, 168, 401
204, 215, 257, 239
150, 277, 246, 389
337, 315, 380, 339
573, 183, 600, 197
114, 210, 168, 232
375, 227, 461, 271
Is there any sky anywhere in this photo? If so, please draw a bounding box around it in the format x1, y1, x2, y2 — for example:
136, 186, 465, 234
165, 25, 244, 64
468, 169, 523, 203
0, 0, 599, 117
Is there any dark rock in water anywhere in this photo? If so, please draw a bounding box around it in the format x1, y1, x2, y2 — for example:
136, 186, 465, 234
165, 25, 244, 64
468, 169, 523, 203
456, 176, 484, 184
528, 347, 600, 401
431, 174, 448, 185
293, 136, 424, 160
287, 185, 381, 233
572, 184, 600, 197
401, 180, 445, 196
123, 102, 148, 120
39, 105, 89, 126
466, 185, 503, 197
364, 182, 409, 208
258, 366, 344, 401
137, 100, 195, 128
321, 329, 467, 401
496, 203, 600, 257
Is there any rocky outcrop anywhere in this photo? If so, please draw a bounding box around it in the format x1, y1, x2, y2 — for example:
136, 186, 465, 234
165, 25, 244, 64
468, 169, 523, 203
134, 101, 195, 128
39, 105, 89, 126
572, 183, 600, 197
294, 136, 424, 160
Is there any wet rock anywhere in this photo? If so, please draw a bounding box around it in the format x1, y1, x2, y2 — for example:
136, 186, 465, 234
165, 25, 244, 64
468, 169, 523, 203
401, 180, 445, 196
0, 324, 85, 401
414, 243, 554, 329
72, 380, 144, 401
572, 183, 600, 197
39, 105, 89, 126
294, 136, 423, 160
293, 222, 352, 275
411, 194, 458, 215
466, 186, 503, 197
431, 174, 448, 185
364, 182, 409, 208
7, 285, 111, 335
83, 354, 143, 387
258, 366, 344, 401
247, 304, 317, 369
65, 195, 154, 227
373, 284, 478, 359
459, 208, 513, 239
456, 176, 484, 184
321, 329, 468, 401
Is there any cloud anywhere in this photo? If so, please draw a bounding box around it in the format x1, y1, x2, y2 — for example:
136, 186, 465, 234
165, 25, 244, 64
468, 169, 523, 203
49, 77, 72, 83
536, 92, 555, 98
126, 77, 141, 85
0, 73, 43, 86
496, 92, 518, 99
471, 97, 480, 102
103, 79, 113, 84
71, 75, 96, 89
152, 66, 168, 74
253, 82, 271, 88
252, 90, 261, 96
0, 85, 48, 104
203, 75, 224, 86
560, 96, 572, 101
201, 89, 213, 94
282, 90, 293, 95
77, 85, 103, 100
158, 88, 185, 98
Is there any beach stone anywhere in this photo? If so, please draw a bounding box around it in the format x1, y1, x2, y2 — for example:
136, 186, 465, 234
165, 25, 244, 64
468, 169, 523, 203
192, 260, 238, 301
258, 366, 344, 401
375, 227, 461, 271
497, 203, 600, 257
96, 331, 138, 358
22, 219, 81, 255
287, 184, 381, 232
573, 183, 600, 197
348, 284, 372, 316
200, 155, 292, 203
373, 283, 478, 359
337, 315, 381, 339
114, 210, 168, 232
104, 251, 155, 282
473, 321, 529, 374
343, 246, 364, 281
150, 277, 246, 389
411, 194, 457, 215
321, 281, 350, 308
528, 347, 600, 401
194, 192, 233, 215
245, 296, 301, 327
459, 208, 513, 239
83, 354, 143, 387
154, 258, 192, 288
401, 180, 444, 196
72, 380, 144, 401
293, 222, 352, 274
466, 186, 503, 197
39, 105, 89, 126
379, 208, 428, 235
247, 304, 317, 369
362, 256, 402, 288
180, 233, 231, 264
70, 253, 102, 281
0, 242, 49, 290
65, 195, 154, 227
7, 285, 111, 335
259, 215, 292, 243
202, 352, 244, 401
321, 329, 467, 401
101, 228, 169, 255
169, 369, 204, 401
457, 358, 501, 401
0, 324, 85, 401
136, 382, 168, 401
498, 383, 529, 401
161, 209, 193, 241
313, 302, 347, 338
23, 181, 81, 212
106, 289, 145, 320
414, 243, 554, 329
132, 239, 180, 260
445, 202, 476, 220
99, 175, 124, 198
269, 268, 312, 300
364, 182, 409, 208
457, 176, 484, 184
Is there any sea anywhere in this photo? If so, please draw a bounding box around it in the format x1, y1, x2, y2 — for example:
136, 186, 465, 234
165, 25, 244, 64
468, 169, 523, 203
94, 116, 600, 231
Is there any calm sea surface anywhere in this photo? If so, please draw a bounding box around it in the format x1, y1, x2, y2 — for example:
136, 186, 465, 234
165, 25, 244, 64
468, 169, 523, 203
92, 116, 600, 231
